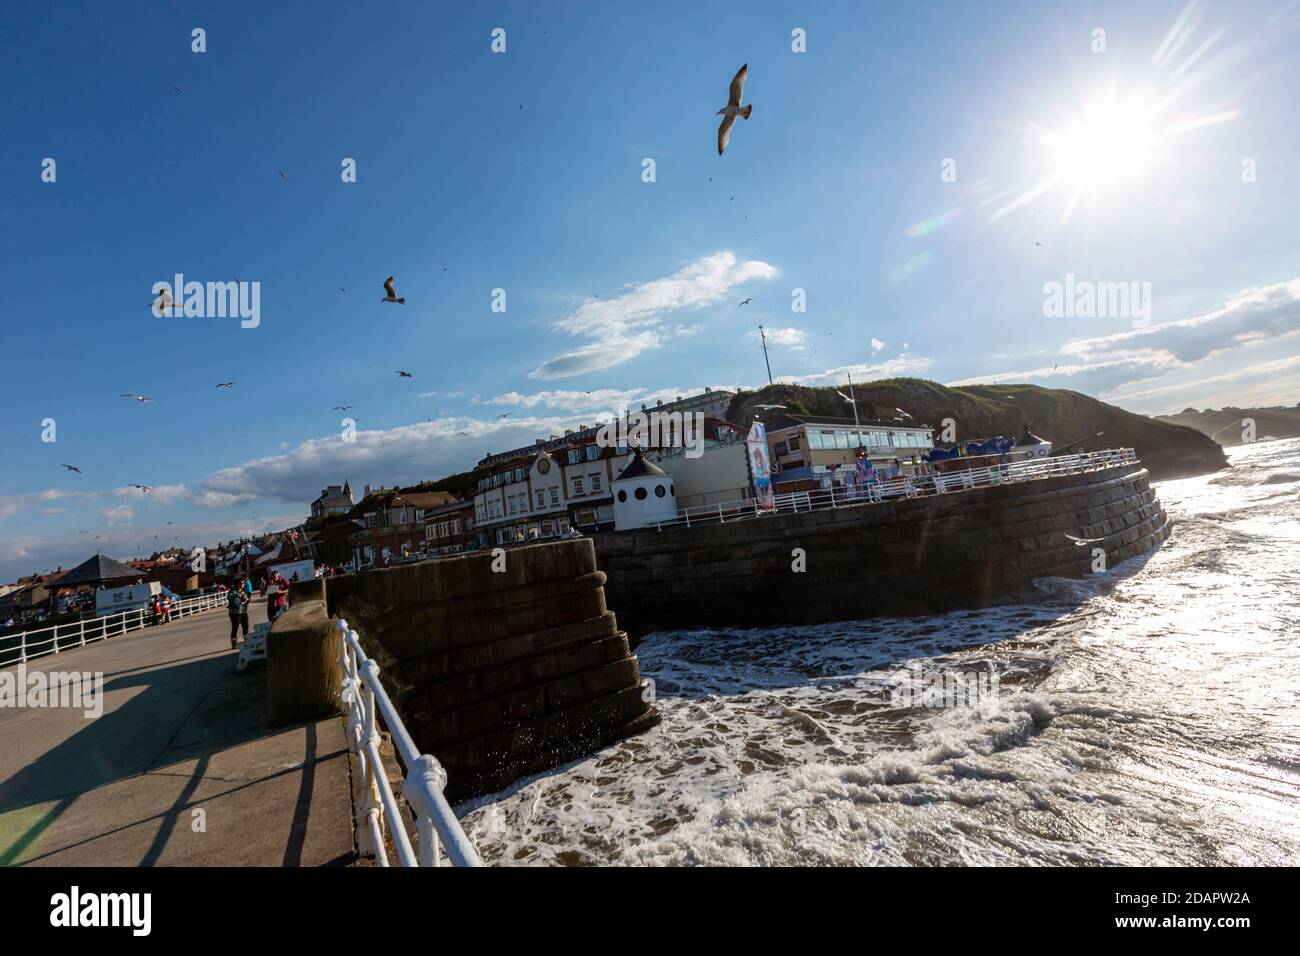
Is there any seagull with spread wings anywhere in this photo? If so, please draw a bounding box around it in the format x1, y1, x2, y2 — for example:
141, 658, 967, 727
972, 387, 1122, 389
1064, 533, 1105, 547
120, 393, 156, 403
152, 289, 178, 315
130, 484, 151, 493
62, 464, 82, 474
381, 277, 406, 304
716, 64, 752, 156
216, 382, 235, 388
396, 371, 413, 378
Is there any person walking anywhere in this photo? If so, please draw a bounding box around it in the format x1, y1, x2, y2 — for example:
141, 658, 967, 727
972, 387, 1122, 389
227, 586, 249, 649
267, 571, 290, 623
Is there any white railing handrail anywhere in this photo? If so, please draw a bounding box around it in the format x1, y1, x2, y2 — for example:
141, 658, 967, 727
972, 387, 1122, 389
652, 448, 1139, 532
335, 618, 483, 868
0, 589, 229, 668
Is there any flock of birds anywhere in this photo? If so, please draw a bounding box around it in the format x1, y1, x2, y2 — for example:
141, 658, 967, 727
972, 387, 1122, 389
58, 65, 768, 540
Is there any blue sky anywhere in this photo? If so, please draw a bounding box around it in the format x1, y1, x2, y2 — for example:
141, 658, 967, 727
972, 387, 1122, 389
2, 0, 1299, 579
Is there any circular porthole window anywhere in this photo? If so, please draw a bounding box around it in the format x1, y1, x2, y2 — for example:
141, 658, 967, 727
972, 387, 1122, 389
654, 484, 666, 497
634, 486, 648, 500
617, 490, 627, 502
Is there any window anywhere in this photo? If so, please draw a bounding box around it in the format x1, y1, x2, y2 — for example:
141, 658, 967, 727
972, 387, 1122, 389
835, 431, 849, 449
654, 484, 666, 498
617, 490, 627, 502
590, 474, 602, 493
634, 487, 647, 500
537, 491, 546, 509
775, 441, 788, 456
549, 488, 560, 505
567, 449, 581, 465
572, 477, 585, 496
585, 445, 599, 461
788, 436, 801, 452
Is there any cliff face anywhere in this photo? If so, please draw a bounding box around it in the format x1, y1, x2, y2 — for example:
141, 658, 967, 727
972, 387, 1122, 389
726, 378, 1228, 480
1155, 405, 1300, 446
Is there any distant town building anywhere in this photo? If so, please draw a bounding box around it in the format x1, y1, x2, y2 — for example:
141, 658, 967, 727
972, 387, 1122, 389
423, 499, 476, 555
310, 481, 354, 519
348, 490, 457, 567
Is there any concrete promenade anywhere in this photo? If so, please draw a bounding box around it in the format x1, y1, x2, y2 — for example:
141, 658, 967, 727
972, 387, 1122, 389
0, 596, 356, 866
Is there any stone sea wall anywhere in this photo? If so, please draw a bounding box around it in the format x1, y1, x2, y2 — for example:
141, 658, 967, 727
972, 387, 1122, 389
323, 539, 658, 801
594, 462, 1170, 635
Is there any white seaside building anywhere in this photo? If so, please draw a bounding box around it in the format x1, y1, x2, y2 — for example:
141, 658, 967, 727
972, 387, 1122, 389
612, 451, 678, 531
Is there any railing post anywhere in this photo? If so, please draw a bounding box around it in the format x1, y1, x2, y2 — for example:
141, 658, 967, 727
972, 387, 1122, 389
405, 754, 449, 867
356, 659, 385, 858
18, 631, 26, 664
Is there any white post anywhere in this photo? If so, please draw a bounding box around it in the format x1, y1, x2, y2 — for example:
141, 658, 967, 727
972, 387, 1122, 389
357, 660, 385, 858
79, 619, 86, 647
19, 632, 26, 664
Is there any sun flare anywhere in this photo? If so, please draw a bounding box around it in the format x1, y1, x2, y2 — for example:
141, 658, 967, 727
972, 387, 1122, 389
1042, 103, 1158, 185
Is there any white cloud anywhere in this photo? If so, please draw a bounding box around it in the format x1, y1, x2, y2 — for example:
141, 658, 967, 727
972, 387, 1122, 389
751, 327, 807, 351
196, 413, 614, 505
102, 505, 134, 525
951, 278, 1300, 406
530, 252, 778, 379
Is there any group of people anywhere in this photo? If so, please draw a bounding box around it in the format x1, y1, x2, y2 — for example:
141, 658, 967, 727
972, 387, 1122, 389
148, 594, 174, 625
226, 571, 291, 650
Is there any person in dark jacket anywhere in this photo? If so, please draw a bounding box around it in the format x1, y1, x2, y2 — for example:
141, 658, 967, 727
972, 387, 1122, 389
227, 587, 250, 649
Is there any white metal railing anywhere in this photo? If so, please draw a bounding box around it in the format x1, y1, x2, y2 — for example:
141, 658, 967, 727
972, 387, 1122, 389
653, 448, 1139, 531
0, 589, 229, 668
336, 619, 483, 868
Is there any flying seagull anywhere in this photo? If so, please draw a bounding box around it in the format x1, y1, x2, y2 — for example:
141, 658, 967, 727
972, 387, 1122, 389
381, 277, 406, 304
496, 413, 511, 420
456, 431, 470, 436
172, 86, 185, 95
152, 289, 178, 314
130, 484, 151, 492
62, 464, 82, 474
279, 170, 287, 182
216, 382, 235, 388
836, 391, 857, 405
895, 408, 913, 419
120, 394, 156, 403
739, 298, 752, 306
717, 64, 752, 156
1064, 533, 1105, 547
333, 405, 355, 411
396, 371, 413, 378
754, 404, 786, 411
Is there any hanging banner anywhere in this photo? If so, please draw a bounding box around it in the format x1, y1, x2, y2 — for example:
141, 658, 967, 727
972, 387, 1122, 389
747, 422, 775, 511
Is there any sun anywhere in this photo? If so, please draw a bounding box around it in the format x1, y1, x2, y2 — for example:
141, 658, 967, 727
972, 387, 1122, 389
1042, 101, 1158, 186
